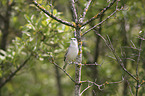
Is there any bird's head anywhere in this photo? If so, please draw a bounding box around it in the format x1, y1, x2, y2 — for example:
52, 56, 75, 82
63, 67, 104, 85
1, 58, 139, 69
70, 38, 78, 46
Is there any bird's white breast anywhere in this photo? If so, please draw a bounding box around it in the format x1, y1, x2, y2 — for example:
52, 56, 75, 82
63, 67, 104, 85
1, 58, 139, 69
66, 46, 78, 61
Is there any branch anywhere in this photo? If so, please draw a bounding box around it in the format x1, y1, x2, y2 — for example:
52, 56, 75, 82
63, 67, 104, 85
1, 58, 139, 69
136, 33, 144, 76
80, 0, 92, 23
82, 10, 117, 37
127, 80, 134, 96
81, 77, 124, 92
135, 32, 144, 95
75, 62, 102, 66
140, 80, 145, 87
71, 0, 78, 23
33, 0, 75, 28
96, 33, 137, 81
82, 0, 117, 27
0, 55, 31, 88
80, 84, 93, 95
50, 57, 75, 83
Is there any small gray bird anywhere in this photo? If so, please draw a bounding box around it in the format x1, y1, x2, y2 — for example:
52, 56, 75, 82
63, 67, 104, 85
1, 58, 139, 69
63, 38, 79, 69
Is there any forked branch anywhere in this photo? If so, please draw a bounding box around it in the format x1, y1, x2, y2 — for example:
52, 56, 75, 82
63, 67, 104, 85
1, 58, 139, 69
96, 33, 137, 81
80, 77, 124, 95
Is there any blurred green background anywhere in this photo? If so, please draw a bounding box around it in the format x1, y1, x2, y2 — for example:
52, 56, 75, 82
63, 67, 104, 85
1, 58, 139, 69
0, 0, 145, 96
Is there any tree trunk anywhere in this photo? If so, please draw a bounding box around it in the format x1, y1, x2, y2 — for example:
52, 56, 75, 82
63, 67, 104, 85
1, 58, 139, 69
0, 0, 15, 50
55, 65, 63, 96
0, 1, 14, 96
87, 12, 103, 96
1, 20, 9, 50
120, 18, 128, 96
75, 25, 82, 96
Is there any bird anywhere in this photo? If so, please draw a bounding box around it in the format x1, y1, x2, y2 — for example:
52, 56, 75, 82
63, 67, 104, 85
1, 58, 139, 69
63, 38, 79, 69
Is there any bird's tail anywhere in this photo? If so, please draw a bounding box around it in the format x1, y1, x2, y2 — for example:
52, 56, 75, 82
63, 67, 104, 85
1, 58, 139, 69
63, 63, 67, 70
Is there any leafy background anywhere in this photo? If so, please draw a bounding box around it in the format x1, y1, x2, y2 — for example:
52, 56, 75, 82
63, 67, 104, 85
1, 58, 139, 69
0, 0, 145, 96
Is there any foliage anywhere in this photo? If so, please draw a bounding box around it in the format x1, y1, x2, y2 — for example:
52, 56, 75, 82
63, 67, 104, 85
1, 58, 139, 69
0, 0, 145, 96
0, 2, 73, 95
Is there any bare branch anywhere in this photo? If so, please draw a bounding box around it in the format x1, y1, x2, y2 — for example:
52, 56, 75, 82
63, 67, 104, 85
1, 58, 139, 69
82, 10, 117, 37
135, 32, 145, 95
80, 84, 93, 95
50, 57, 75, 83
136, 33, 144, 76
74, 62, 102, 66
81, 77, 124, 92
80, 0, 92, 23
0, 54, 31, 88
82, 0, 117, 27
96, 33, 137, 81
127, 80, 134, 96
81, 80, 104, 90
81, 62, 102, 66
33, 0, 75, 28
130, 40, 137, 49
71, 0, 78, 23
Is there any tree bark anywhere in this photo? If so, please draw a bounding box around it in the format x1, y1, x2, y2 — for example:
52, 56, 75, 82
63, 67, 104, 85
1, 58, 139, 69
0, 1, 14, 96
75, 27, 82, 96
0, 0, 14, 50
92, 27, 102, 96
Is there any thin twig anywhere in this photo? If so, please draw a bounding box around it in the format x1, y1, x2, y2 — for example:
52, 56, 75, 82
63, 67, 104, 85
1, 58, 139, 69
74, 62, 102, 66
96, 33, 137, 81
81, 77, 124, 91
82, 0, 117, 27
126, 80, 134, 96
107, 35, 137, 81
82, 10, 117, 36
33, 0, 75, 28
71, 0, 78, 23
81, 80, 104, 90
136, 38, 143, 77
130, 40, 137, 49
81, 63, 102, 66
139, 80, 145, 87
135, 32, 144, 96
80, 84, 93, 95
50, 57, 75, 83
80, 0, 92, 23
93, 90, 97, 96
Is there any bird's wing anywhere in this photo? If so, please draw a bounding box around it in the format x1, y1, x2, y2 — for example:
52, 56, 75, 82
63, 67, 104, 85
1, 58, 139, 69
63, 48, 69, 69
64, 48, 69, 61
